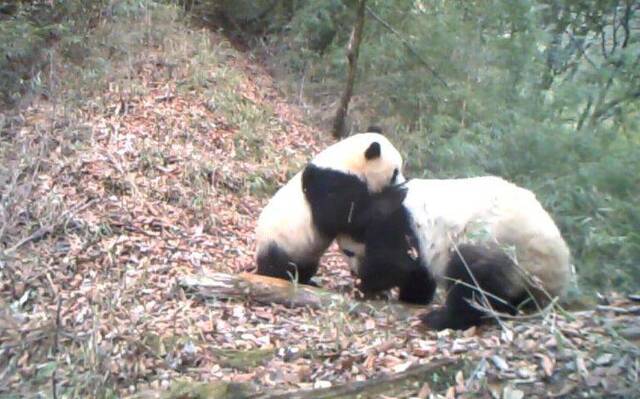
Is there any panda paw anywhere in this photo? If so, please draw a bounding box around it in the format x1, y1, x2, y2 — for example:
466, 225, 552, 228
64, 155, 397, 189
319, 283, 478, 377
419, 309, 484, 331
419, 309, 451, 331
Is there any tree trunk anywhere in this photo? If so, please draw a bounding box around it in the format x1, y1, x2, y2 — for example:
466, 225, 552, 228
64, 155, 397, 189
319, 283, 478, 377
332, 0, 367, 139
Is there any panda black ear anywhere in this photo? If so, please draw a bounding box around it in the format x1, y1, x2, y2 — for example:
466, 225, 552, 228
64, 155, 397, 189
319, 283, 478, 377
364, 142, 381, 160
301, 164, 317, 193
370, 185, 408, 218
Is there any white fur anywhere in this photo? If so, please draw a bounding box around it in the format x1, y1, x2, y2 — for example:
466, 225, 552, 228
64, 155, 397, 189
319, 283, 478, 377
312, 133, 405, 192
256, 133, 404, 263
339, 176, 572, 300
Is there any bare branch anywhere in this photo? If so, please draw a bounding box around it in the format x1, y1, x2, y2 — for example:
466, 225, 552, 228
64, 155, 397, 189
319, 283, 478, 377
565, 29, 599, 70
2, 199, 97, 256
366, 6, 448, 88
51, 298, 62, 399
612, 4, 618, 52
179, 272, 424, 319
590, 89, 640, 122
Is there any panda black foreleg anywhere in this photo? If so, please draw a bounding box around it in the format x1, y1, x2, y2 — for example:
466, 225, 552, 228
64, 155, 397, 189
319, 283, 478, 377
398, 260, 436, 305
256, 243, 320, 285
420, 244, 520, 331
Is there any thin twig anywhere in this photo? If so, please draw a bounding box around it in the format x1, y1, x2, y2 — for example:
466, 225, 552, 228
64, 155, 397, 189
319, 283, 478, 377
564, 29, 599, 70
52, 298, 62, 399
596, 305, 640, 315
366, 6, 448, 88
468, 297, 558, 321
3, 199, 97, 255
440, 275, 512, 308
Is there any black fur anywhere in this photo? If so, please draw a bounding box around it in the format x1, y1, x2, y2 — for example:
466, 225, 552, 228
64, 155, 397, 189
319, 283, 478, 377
347, 184, 540, 329
256, 242, 320, 285
256, 163, 374, 285
420, 244, 528, 331
302, 164, 371, 240
364, 142, 381, 160
355, 184, 436, 304
398, 262, 437, 304
256, 162, 372, 285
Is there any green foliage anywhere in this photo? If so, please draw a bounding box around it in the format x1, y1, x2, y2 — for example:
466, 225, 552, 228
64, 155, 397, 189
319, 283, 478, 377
0, 0, 112, 107
0, 12, 50, 106
257, 0, 640, 293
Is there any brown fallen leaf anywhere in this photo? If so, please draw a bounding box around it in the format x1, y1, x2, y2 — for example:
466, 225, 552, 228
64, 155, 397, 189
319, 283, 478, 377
575, 354, 589, 379
455, 370, 465, 393
417, 383, 431, 399
537, 353, 555, 377
445, 386, 456, 399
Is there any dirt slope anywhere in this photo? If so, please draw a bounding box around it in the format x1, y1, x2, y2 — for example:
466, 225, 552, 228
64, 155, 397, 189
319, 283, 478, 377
1, 4, 638, 398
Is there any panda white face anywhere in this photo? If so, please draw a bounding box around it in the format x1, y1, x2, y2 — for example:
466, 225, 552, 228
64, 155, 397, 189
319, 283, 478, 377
312, 133, 405, 193
336, 234, 365, 276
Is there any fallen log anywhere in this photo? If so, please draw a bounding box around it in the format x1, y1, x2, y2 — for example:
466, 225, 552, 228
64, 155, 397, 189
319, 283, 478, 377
136, 358, 460, 399
178, 272, 425, 318
258, 358, 459, 399
179, 272, 340, 308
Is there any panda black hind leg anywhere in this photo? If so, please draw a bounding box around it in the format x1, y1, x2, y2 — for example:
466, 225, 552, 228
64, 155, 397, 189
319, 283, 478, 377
420, 244, 523, 331
256, 243, 319, 285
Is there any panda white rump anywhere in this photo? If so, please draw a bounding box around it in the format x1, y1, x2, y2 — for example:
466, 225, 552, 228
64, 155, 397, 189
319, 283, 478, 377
404, 176, 571, 298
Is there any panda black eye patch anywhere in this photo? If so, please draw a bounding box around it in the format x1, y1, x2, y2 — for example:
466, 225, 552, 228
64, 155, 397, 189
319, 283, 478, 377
342, 249, 355, 257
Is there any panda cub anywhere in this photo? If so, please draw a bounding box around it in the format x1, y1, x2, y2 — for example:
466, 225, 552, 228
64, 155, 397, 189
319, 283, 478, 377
255, 131, 405, 285
337, 176, 572, 331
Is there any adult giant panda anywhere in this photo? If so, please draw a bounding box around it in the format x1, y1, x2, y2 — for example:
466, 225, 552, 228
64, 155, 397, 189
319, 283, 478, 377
337, 176, 572, 331
255, 131, 405, 285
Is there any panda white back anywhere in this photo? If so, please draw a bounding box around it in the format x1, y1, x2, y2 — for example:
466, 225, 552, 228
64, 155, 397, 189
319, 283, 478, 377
404, 176, 570, 294
338, 175, 572, 330
255, 171, 327, 262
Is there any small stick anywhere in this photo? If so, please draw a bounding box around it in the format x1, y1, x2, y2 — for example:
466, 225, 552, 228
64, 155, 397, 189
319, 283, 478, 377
52, 298, 62, 399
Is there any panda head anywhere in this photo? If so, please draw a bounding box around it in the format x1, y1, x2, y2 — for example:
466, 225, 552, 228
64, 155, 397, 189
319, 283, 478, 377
311, 132, 405, 193
301, 132, 407, 240
336, 234, 366, 276
335, 183, 419, 293
336, 184, 435, 304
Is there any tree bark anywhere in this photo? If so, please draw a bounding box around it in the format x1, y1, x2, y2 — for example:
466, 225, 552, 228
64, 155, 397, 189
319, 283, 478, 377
332, 0, 367, 139
135, 358, 460, 399
257, 358, 458, 399
179, 272, 424, 319
179, 272, 343, 309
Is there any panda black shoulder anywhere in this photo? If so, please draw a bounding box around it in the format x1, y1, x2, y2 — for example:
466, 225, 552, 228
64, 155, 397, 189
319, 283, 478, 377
302, 164, 370, 238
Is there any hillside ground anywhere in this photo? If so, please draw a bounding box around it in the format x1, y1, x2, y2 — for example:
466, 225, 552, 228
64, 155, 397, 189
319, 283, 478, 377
1, 3, 638, 398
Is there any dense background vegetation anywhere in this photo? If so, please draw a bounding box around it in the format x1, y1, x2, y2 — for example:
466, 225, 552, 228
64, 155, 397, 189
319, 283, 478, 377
197, 0, 640, 295
2, 0, 638, 294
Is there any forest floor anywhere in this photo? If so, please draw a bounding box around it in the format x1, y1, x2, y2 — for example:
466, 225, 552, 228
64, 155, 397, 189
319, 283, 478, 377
1, 3, 638, 399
